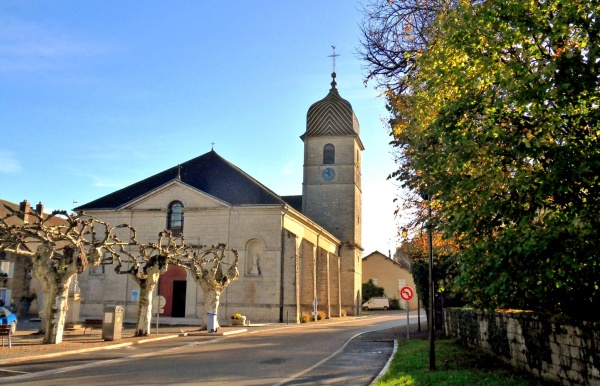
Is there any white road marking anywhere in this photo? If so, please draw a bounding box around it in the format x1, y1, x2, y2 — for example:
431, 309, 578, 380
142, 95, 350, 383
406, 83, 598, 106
0, 338, 221, 383
271, 322, 404, 386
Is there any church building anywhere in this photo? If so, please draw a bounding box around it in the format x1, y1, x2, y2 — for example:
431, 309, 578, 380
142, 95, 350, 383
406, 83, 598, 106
76, 72, 364, 324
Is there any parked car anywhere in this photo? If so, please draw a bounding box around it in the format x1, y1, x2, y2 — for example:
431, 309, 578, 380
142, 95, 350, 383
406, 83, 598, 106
362, 297, 390, 311
0, 306, 17, 333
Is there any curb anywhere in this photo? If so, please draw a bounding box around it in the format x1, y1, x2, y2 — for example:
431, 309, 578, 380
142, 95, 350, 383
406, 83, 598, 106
370, 338, 398, 385
0, 333, 181, 366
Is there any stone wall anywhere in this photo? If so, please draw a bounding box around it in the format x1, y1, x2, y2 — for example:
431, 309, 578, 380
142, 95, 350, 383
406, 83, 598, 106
445, 308, 600, 385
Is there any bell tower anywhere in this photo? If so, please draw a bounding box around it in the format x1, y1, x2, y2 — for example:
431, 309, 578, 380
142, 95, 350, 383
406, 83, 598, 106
301, 70, 364, 315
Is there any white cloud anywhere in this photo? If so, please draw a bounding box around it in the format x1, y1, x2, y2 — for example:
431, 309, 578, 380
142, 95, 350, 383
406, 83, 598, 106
92, 177, 123, 188
0, 150, 22, 173
0, 14, 114, 74
282, 161, 297, 175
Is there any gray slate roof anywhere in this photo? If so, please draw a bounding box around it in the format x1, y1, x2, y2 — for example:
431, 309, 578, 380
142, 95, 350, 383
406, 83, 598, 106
75, 150, 301, 211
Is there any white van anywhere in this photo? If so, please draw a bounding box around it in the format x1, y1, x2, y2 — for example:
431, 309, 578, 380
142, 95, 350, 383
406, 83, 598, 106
362, 297, 390, 311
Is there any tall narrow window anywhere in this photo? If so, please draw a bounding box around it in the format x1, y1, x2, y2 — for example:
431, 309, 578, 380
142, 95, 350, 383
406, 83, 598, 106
323, 144, 335, 164
167, 201, 184, 236
0, 261, 13, 278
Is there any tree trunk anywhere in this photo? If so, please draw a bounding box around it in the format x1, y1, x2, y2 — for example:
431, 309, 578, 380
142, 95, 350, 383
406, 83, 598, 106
50, 278, 72, 344
201, 284, 222, 330
31, 245, 82, 344
134, 269, 161, 336
36, 271, 72, 344
38, 276, 57, 342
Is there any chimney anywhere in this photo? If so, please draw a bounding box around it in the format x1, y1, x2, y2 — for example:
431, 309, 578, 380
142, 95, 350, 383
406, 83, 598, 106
19, 200, 31, 223
36, 202, 44, 215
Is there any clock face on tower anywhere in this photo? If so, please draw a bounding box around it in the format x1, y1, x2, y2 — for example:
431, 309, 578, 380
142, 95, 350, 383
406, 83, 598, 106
322, 167, 336, 181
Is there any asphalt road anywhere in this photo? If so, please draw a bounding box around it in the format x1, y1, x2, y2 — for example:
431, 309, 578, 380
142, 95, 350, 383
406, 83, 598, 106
0, 311, 425, 385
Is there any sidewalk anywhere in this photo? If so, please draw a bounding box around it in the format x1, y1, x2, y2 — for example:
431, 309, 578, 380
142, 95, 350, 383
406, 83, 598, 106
0, 318, 260, 364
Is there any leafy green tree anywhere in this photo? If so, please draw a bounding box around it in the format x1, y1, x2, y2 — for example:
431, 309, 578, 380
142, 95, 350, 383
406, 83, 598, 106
390, 0, 600, 318
362, 279, 385, 303
400, 230, 459, 322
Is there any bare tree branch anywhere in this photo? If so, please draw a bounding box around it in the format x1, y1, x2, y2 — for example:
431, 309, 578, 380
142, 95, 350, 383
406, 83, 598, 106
0, 210, 112, 344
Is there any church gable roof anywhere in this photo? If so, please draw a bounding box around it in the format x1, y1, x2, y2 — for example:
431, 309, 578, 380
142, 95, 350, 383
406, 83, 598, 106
75, 150, 285, 210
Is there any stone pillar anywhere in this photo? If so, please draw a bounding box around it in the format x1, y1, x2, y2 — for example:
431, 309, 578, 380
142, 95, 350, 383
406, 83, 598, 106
66, 294, 83, 325
329, 253, 341, 317
299, 241, 316, 316
316, 248, 330, 318
340, 246, 362, 316
66, 274, 83, 326
281, 230, 301, 323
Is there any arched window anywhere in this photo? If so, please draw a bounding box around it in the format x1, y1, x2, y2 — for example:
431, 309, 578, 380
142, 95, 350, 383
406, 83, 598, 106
323, 144, 335, 164
167, 201, 184, 236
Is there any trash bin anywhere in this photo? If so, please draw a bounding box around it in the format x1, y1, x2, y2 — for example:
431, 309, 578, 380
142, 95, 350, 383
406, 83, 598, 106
102, 305, 124, 341
206, 312, 217, 333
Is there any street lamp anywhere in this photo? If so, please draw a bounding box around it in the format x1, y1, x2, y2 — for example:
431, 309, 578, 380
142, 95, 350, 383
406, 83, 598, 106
421, 191, 436, 371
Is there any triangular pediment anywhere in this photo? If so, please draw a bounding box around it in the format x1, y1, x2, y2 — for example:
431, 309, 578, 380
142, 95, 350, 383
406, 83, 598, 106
121, 180, 229, 210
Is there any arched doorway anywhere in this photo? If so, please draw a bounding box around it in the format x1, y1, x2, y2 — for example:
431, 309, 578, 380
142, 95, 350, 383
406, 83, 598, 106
158, 265, 187, 317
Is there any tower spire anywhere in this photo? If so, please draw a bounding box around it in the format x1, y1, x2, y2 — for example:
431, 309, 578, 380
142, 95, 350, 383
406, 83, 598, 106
328, 45, 340, 73
328, 46, 340, 91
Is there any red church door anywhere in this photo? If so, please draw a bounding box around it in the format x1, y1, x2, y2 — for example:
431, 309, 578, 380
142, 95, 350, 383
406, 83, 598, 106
158, 265, 187, 317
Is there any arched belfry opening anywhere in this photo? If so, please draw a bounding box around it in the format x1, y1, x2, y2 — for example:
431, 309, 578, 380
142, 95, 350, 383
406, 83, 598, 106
323, 143, 335, 164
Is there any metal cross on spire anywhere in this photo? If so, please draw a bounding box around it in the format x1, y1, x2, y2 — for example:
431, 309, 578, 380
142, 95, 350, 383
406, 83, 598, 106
328, 45, 340, 73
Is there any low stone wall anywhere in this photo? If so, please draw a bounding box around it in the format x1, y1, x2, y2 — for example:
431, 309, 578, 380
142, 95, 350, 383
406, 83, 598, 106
444, 308, 600, 385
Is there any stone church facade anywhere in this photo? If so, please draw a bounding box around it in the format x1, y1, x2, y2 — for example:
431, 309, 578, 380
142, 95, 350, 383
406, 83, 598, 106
76, 73, 363, 325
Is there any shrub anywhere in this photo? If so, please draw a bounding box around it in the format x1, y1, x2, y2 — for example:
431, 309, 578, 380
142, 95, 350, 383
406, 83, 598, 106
362, 279, 385, 303
317, 311, 327, 320
300, 312, 311, 323
341, 309, 347, 317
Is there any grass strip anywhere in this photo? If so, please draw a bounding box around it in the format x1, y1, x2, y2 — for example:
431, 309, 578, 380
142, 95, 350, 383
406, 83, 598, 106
376, 338, 556, 385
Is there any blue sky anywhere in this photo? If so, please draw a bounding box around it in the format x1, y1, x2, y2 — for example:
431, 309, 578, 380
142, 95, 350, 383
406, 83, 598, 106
0, 1, 400, 256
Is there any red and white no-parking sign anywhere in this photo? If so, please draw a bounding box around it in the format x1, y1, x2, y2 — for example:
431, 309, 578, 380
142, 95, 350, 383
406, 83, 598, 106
400, 286, 414, 301
400, 286, 414, 340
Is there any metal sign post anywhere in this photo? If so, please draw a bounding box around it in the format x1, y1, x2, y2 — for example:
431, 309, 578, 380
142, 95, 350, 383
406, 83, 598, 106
152, 295, 166, 335
407, 301, 410, 339
400, 286, 414, 340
